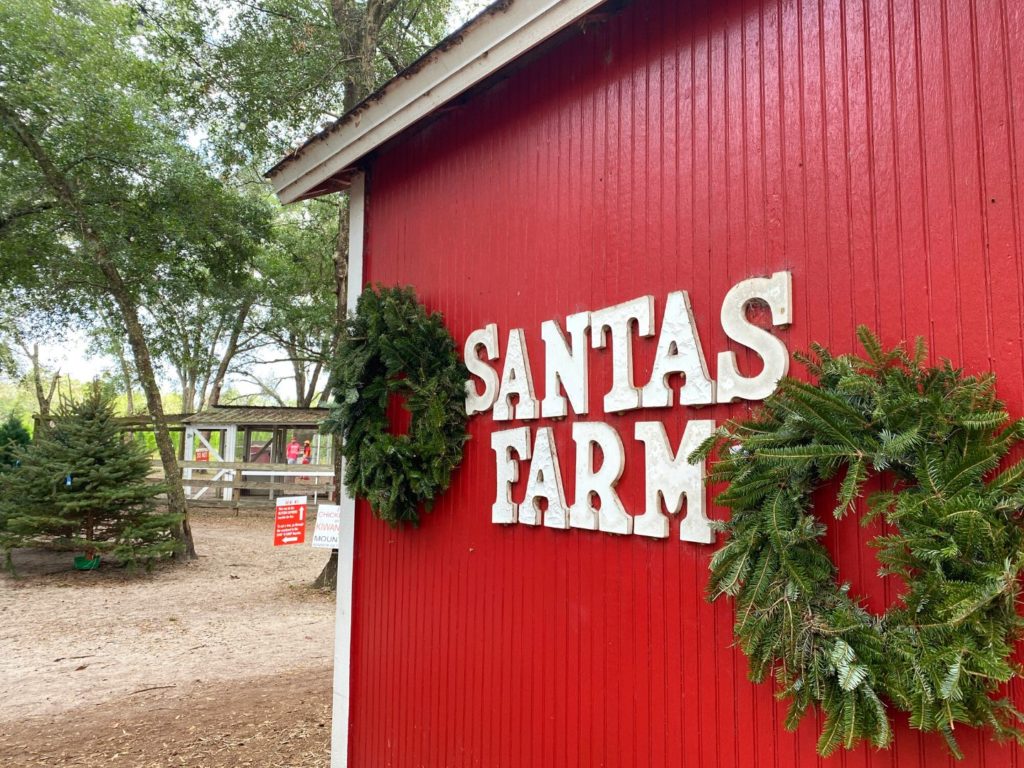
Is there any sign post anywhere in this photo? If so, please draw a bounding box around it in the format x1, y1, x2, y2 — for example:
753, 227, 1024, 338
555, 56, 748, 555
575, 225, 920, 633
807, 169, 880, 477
274, 495, 308, 546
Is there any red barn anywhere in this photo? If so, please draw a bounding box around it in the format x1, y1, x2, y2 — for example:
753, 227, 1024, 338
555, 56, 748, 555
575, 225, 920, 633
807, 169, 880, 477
268, 1, 1024, 766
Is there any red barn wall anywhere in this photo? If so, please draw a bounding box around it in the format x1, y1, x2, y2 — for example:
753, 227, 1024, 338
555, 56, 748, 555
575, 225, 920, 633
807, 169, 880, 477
351, 0, 1024, 765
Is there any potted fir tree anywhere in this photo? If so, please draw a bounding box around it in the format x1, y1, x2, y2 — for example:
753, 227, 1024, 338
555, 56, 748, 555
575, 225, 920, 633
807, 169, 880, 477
0, 385, 182, 571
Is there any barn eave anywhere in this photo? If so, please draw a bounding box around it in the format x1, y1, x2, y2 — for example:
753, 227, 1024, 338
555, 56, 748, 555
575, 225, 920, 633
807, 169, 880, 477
265, 0, 611, 204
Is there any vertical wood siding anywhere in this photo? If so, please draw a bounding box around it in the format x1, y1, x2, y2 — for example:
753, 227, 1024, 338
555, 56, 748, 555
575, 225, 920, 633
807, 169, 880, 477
351, 1, 1024, 765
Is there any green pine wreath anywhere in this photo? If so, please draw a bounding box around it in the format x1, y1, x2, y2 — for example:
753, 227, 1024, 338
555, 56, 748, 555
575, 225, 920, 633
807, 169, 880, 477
323, 285, 469, 526
691, 327, 1024, 758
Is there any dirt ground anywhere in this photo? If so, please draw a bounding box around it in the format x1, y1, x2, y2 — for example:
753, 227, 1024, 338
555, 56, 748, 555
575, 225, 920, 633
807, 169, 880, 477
0, 511, 335, 767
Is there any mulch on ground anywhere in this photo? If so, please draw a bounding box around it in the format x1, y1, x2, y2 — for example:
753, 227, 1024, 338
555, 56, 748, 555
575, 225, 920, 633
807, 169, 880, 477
0, 669, 331, 767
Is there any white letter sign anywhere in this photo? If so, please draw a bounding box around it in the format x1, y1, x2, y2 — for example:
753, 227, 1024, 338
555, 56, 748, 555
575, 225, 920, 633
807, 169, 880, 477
474, 273, 794, 546
570, 422, 629, 534
640, 291, 715, 407
522, 427, 569, 528
491, 427, 530, 524
494, 329, 539, 421
541, 311, 590, 418
717, 271, 793, 403
465, 323, 500, 415
590, 296, 655, 413
633, 421, 715, 543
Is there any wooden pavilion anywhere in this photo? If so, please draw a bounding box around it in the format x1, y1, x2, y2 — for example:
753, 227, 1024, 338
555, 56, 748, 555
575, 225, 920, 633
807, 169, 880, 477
179, 405, 334, 505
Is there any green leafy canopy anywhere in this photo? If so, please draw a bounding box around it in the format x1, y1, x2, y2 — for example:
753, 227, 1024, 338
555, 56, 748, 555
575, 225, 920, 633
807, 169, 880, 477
149, 0, 458, 170
0, 0, 273, 321
690, 326, 1024, 758
0, 413, 30, 471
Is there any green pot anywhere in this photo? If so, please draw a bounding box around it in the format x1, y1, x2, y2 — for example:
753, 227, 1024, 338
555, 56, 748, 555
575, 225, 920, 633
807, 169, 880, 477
73, 554, 101, 570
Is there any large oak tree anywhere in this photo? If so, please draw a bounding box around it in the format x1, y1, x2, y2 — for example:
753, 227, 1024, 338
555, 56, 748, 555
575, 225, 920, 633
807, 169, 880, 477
0, 0, 272, 557
152, 0, 465, 586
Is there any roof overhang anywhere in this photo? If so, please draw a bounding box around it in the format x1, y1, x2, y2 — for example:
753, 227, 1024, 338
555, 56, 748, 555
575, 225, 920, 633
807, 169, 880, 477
182, 406, 330, 427
266, 0, 610, 204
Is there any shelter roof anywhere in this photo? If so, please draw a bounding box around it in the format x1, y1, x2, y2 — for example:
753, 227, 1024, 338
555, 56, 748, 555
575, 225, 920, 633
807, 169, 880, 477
182, 406, 330, 427
265, 0, 609, 204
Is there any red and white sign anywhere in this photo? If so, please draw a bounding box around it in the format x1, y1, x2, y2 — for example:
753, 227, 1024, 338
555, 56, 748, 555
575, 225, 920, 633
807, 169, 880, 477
273, 495, 307, 546
195, 448, 209, 462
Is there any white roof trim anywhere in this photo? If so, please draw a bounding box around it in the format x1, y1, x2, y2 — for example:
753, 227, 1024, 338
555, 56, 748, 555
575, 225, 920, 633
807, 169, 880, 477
267, 0, 607, 204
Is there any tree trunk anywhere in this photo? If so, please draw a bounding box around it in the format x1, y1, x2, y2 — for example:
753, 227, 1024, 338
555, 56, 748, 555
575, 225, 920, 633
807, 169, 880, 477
197, 311, 230, 411
208, 299, 252, 407
103, 269, 197, 560
315, 2, 379, 591
180, 374, 196, 414
313, 549, 338, 590
21, 342, 59, 421
311, 0, 397, 590
29, 344, 46, 416
287, 334, 309, 407
318, 195, 350, 406
304, 354, 324, 407
197, 371, 211, 412
116, 342, 135, 416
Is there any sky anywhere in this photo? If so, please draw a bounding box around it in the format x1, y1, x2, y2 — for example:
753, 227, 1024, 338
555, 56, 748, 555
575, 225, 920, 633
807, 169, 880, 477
39, 331, 104, 382
451, 0, 492, 28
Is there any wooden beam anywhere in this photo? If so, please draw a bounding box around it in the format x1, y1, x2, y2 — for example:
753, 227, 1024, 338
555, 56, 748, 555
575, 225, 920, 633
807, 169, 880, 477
178, 479, 335, 493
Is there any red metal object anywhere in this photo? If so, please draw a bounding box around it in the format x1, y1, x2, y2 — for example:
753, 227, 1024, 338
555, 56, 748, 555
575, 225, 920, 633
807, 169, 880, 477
349, 0, 1024, 765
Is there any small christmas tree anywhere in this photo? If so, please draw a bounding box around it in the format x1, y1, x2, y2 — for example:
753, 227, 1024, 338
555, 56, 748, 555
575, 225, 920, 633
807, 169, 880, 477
0, 414, 30, 472
0, 385, 181, 568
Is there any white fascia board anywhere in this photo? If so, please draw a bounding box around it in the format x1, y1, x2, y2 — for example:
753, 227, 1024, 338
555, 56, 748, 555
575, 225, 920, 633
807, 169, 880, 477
330, 172, 364, 768
269, 0, 607, 204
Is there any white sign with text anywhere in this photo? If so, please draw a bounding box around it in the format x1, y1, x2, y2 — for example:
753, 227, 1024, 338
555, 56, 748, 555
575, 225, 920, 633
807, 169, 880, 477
312, 504, 342, 549
464, 272, 793, 544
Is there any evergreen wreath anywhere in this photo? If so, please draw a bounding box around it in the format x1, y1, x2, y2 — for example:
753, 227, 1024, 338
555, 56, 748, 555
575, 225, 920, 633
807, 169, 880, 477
691, 327, 1024, 758
322, 285, 469, 526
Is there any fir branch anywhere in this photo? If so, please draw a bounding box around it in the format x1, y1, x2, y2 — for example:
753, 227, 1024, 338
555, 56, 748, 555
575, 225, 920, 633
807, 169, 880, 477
692, 328, 1024, 758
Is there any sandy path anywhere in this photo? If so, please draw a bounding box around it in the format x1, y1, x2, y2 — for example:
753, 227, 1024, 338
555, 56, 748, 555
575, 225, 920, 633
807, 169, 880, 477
0, 672, 332, 767
0, 511, 335, 722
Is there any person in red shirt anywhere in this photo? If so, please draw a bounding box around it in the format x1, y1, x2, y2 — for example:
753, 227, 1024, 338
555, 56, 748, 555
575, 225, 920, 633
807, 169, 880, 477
286, 437, 302, 464
299, 440, 313, 481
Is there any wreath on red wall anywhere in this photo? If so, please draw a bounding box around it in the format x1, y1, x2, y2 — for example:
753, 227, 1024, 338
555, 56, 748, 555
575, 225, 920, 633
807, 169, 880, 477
322, 285, 469, 526
691, 327, 1024, 758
